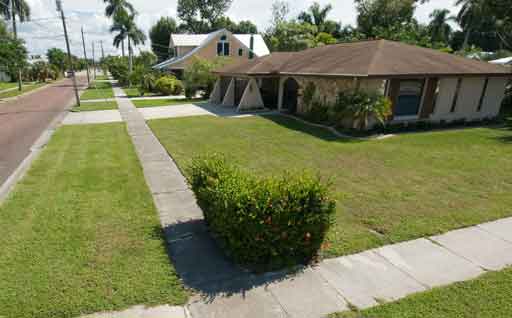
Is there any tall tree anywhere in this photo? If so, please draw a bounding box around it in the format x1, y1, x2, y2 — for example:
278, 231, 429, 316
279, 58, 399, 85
111, 12, 146, 86
1, 0, 30, 90
177, 0, 233, 33
455, 0, 486, 50
103, 0, 135, 18
110, 12, 129, 56
298, 2, 332, 31
1, 0, 30, 38
149, 17, 177, 62
104, 0, 135, 56
212, 17, 258, 34
355, 0, 425, 37
47, 48, 67, 75
428, 9, 455, 44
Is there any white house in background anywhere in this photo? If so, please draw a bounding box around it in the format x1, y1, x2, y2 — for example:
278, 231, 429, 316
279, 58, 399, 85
153, 29, 270, 78
489, 57, 512, 66
0, 70, 10, 82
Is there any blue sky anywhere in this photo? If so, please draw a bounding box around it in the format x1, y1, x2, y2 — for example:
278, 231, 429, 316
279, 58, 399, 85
13, 0, 460, 57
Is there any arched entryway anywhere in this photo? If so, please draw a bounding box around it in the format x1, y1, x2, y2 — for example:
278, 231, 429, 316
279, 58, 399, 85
282, 77, 299, 113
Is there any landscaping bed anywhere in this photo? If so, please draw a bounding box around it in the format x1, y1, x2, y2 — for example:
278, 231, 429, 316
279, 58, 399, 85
148, 114, 512, 258
80, 81, 114, 100
0, 123, 188, 318
332, 266, 512, 318
133, 98, 205, 108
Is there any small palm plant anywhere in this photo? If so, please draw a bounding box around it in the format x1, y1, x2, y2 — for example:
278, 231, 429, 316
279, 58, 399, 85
334, 91, 392, 131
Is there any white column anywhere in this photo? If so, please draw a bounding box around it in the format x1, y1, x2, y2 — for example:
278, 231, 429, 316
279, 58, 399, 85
278, 77, 286, 111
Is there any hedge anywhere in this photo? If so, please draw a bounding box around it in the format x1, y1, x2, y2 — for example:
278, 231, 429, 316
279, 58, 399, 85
189, 155, 336, 271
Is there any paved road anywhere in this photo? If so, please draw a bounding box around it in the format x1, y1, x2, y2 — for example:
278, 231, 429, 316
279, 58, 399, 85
0, 75, 88, 186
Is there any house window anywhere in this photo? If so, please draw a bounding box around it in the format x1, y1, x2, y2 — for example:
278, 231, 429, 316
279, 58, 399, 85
394, 79, 425, 117
217, 35, 230, 56
450, 78, 462, 113
477, 78, 489, 112
238, 48, 244, 56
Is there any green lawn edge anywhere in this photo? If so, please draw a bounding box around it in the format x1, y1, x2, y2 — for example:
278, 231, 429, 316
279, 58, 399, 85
0, 123, 188, 318
133, 98, 205, 108
332, 267, 512, 318
147, 114, 512, 259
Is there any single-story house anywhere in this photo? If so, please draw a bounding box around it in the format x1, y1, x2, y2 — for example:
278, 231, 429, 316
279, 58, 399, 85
153, 29, 270, 78
211, 40, 511, 126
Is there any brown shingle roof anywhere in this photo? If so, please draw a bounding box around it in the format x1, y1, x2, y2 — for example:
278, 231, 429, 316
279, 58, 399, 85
214, 40, 511, 78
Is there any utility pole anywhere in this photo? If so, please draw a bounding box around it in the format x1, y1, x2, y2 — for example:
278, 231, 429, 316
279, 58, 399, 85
100, 40, 105, 60
81, 27, 90, 85
57, 0, 80, 106
92, 41, 96, 79
100, 41, 105, 77
11, 0, 22, 91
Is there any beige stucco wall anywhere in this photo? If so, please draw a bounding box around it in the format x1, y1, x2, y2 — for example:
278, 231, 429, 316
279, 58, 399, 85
431, 77, 507, 121
167, 32, 253, 70
291, 76, 386, 114
480, 77, 508, 118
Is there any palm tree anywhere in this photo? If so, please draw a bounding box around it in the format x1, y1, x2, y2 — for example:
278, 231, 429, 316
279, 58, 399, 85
1, 0, 30, 38
111, 13, 129, 58
298, 2, 333, 33
455, 0, 486, 50
428, 9, 455, 44
104, 0, 135, 57
110, 12, 146, 86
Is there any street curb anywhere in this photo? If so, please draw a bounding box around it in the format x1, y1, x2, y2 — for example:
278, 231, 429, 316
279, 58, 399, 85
0, 78, 88, 204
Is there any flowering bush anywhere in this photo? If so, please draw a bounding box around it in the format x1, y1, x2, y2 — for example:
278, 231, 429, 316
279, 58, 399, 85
189, 155, 336, 271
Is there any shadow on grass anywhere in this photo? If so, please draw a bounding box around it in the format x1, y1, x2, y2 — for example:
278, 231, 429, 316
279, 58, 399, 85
159, 220, 304, 304
261, 114, 363, 144
493, 123, 512, 144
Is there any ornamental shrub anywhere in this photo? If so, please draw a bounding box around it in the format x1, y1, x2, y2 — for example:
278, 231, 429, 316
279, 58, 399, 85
155, 75, 183, 96
189, 155, 336, 271
332, 90, 392, 131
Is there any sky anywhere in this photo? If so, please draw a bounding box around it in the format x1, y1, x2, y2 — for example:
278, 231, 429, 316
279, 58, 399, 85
12, 0, 460, 58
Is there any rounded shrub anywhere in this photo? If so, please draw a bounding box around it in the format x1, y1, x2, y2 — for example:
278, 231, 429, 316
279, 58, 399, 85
189, 155, 336, 271
155, 76, 184, 96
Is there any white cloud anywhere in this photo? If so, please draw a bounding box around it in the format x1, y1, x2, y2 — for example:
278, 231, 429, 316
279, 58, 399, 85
13, 0, 461, 57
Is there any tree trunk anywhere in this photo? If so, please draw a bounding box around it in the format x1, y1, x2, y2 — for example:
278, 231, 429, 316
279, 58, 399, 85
121, 39, 125, 57
11, 1, 17, 38
11, 0, 22, 91
462, 26, 471, 50
128, 37, 132, 87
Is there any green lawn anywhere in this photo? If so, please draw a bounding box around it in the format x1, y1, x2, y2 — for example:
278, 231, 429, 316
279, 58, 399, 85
73, 100, 118, 112
0, 82, 17, 91
80, 81, 114, 100
148, 115, 512, 258
133, 98, 205, 108
121, 86, 161, 98
94, 75, 109, 80
0, 83, 46, 99
0, 123, 188, 318
332, 267, 512, 318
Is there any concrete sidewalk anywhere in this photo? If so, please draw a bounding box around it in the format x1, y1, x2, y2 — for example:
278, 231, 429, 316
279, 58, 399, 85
92, 85, 512, 318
